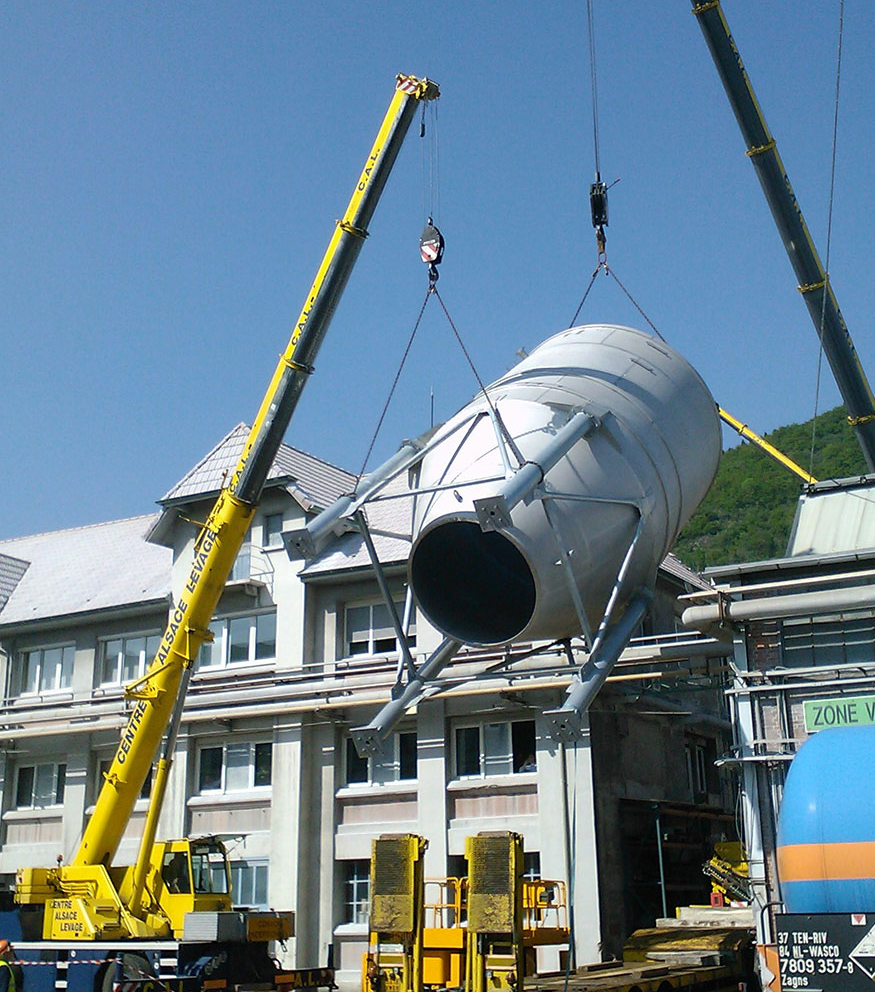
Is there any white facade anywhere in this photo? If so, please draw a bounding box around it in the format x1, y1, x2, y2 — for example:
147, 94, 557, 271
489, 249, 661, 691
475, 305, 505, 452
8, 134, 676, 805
0, 429, 733, 988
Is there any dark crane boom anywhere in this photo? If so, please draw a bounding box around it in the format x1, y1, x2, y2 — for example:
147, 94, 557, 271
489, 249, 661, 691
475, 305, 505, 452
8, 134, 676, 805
691, 0, 875, 471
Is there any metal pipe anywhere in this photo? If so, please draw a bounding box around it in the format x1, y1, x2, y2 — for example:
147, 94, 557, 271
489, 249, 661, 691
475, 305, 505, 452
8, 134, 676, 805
682, 583, 875, 633
682, 566, 875, 602
655, 807, 668, 919
2, 662, 726, 742
726, 673, 875, 696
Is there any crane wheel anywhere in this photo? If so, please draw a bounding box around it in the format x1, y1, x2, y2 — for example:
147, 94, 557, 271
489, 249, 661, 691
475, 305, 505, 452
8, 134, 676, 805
97, 952, 156, 992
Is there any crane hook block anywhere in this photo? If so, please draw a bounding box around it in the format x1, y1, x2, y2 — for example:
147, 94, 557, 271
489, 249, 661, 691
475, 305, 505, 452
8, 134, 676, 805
420, 216, 445, 283
590, 181, 608, 228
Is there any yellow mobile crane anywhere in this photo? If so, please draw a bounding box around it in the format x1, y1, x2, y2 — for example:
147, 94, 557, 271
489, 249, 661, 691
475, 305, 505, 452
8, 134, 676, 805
9, 72, 438, 990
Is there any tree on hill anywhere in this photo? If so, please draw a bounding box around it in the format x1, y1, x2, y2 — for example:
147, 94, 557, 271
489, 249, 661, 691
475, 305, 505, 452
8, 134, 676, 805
673, 405, 868, 571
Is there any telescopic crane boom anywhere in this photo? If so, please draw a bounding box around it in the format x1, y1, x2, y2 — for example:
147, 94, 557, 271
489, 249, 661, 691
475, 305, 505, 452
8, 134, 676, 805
691, 0, 875, 471
17, 73, 439, 943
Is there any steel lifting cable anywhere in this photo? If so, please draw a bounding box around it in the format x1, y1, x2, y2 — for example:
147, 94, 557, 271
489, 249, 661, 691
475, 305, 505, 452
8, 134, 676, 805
420, 99, 441, 229
432, 286, 526, 466
606, 266, 666, 343
568, 256, 667, 344
567, 264, 601, 328
356, 106, 443, 483
587, 0, 601, 180
355, 283, 525, 483
586, 0, 610, 260
808, 0, 845, 480
355, 287, 433, 484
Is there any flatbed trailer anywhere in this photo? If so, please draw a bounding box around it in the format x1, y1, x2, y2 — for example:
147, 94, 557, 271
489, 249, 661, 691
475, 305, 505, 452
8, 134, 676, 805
528, 961, 744, 992
9, 939, 336, 992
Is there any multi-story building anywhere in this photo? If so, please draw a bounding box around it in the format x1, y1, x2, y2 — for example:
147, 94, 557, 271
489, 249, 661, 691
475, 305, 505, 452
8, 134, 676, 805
680, 475, 875, 985
0, 426, 733, 986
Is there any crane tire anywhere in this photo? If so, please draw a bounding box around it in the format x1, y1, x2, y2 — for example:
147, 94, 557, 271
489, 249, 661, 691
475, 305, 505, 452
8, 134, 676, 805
97, 952, 156, 992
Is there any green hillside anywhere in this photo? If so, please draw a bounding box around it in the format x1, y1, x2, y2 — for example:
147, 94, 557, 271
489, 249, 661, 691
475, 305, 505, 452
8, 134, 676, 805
673, 405, 868, 571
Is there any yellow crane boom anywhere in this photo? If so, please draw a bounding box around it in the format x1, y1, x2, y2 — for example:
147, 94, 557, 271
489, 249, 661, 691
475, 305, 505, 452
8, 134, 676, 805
17, 73, 439, 942
718, 406, 817, 485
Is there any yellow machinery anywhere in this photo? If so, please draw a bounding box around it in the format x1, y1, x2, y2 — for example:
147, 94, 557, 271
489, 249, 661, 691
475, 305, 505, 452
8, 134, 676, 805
465, 832, 525, 992
365, 834, 429, 992
364, 835, 569, 992
703, 841, 751, 905
14, 72, 439, 952
422, 878, 468, 989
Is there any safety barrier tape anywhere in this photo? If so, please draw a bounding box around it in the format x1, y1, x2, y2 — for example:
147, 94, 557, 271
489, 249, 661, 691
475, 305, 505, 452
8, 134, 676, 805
13, 959, 114, 966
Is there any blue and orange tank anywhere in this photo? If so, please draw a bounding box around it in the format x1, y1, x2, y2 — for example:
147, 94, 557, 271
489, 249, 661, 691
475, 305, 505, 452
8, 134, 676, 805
777, 725, 875, 912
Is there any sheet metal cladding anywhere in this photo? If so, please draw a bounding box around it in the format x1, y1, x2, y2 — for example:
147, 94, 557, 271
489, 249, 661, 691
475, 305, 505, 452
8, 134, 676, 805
408, 324, 721, 647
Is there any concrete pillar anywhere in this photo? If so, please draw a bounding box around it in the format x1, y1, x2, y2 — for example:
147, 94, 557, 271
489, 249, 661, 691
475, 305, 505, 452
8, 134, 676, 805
314, 721, 338, 970
416, 700, 448, 876
158, 732, 190, 840
563, 718, 601, 965
270, 716, 303, 966
61, 748, 89, 861
535, 712, 572, 973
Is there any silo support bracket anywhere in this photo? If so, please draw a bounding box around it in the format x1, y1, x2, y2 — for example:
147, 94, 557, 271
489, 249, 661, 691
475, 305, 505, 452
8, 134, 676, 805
541, 499, 596, 648
354, 510, 418, 679
545, 589, 653, 740
283, 439, 425, 560
545, 514, 651, 740
474, 412, 599, 532
350, 637, 462, 756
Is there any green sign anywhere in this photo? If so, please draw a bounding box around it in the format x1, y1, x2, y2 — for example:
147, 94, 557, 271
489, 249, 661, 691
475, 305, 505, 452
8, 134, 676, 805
804, 694, 875, 732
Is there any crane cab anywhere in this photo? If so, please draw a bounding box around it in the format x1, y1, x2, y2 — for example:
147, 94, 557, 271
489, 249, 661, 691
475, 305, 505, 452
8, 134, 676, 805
148, 838, 233, 936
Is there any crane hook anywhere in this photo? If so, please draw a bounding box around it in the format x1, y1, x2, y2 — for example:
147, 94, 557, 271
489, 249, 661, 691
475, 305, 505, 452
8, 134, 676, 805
590, 177, 608, 263
420, 216, 444, 285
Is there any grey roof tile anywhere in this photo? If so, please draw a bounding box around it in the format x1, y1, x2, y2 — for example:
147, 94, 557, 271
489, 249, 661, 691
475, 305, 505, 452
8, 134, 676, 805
0, 554, 29, 613
0, 515, 171, 628
660, 551, 711, 592
161, 423, 355, 512
303, 474, 414, 576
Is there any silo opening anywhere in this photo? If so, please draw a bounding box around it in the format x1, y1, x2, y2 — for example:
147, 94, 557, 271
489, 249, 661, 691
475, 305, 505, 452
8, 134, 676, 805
410, 521, 536, 646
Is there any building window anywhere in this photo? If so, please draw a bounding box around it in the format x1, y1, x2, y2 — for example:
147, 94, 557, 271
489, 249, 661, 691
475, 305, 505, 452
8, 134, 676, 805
230, 860, 269, 909
685, 740, 709, 799
19, 645, 74, 695
523, 851, 541, 880
100, 633, 162, 685
453, 720, 536, 778
345, 601, 416, 658
197, 741, 272, 793
230, 530, 252, 581
197, 612, 277, 669
15, 762, 66, 808
342, 859, 370, 924
263, 513, 284, 549
98, 758, 152, 800
344, 731, 417, 786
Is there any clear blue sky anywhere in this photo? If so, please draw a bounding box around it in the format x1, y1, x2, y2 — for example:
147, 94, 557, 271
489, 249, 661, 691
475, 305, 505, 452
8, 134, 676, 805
3, 1, 874, 539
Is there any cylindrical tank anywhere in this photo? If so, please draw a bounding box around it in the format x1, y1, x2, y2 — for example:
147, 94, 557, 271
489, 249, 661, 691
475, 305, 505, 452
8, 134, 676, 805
408, 324, 720, 646
777, 725, 875, 913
